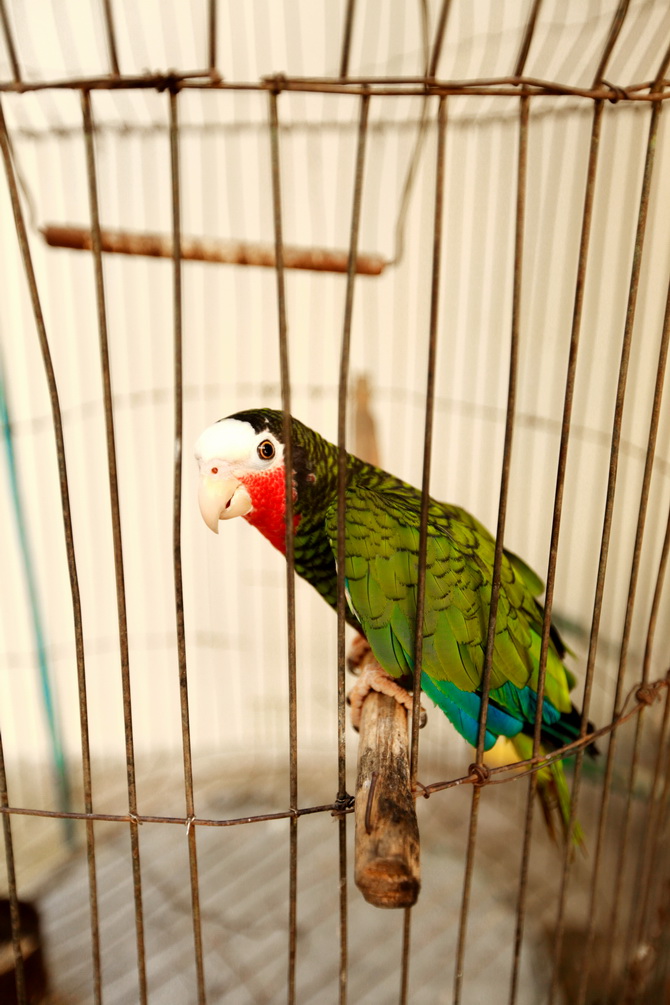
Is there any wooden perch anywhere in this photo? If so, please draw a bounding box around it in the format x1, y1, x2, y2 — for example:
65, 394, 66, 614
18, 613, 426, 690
41, 224, 387, 276
354, 686, 421, 909
350, 376, 421, 909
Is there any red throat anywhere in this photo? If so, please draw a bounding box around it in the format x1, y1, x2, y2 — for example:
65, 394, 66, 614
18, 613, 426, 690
240, 464, 300, 553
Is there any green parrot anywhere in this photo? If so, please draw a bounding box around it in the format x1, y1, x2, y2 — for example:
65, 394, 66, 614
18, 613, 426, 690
195, 408, 594, 842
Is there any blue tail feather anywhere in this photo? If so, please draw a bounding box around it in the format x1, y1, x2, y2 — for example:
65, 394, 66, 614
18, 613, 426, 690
421, 674, 521, 750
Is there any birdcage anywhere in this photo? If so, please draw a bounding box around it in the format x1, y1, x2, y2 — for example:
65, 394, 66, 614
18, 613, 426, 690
1, 2, 670, 1003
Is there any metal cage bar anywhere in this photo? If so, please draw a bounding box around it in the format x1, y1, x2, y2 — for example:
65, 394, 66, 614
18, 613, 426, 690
0, 95, 102, 1003
81, 89, 148, 1004
453, 91, 529, 1005
101, 0, 121, 76
0, 0, 20, 83
548, 83, 666, 1005
338, 0, 356, 80
335, 90, 371, 1005
507, 0, 635, 978
400, 92, 447, 1005
0, 730, 25, 1002
1, 6, 670, 1004
509, 94, 605, 1005
268, 86, 300, 1005
208, 0, 218, 75
1, 74, 669, 101
578, 156, 670, 1005
168, 87, 207, 1005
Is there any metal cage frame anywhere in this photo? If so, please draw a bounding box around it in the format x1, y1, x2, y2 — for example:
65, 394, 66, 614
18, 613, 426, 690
1, 2, 670, 1004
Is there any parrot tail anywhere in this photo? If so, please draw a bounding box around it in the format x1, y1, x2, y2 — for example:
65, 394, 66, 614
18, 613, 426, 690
511, 733, 585, 848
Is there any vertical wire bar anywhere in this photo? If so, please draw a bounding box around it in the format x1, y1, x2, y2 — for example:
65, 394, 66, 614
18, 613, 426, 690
0, 0, 21, 82
563, 8, 635, 1001
579, 226, 670, 1005
101, 0, 120, 75
508, 98, 604, 1005
624, 499, 670, 958
208, 0, 217, 74
513, 0, 543, 77
428, 0, 453, 79
548, 95, 664, 1005
0, 96, 102, 1004
453, 93, 529, 1005
0, 368, 73, 842
337, 812, 347, 1005
0, 731, 26, 1004
338, 0, 356, 79
592, 0, 631, 88
269, 88, 299, 1005
389, 0, 438, 270
400, 94, 447, 1005
624, 739, 670, 1005
593, 49, 670, 1002
474, 94, 529, 766
409, 95, 447, 795
399, 910, 412, 1004
81, 90, 147, 1005
635, 656, 670, 949
336, 91, 370, 1005
629, 685, 670, 956
169, 89, 207, 1005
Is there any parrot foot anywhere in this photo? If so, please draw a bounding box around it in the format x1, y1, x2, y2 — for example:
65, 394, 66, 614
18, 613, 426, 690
347, 661, 427, 731
346, 633, 371, 674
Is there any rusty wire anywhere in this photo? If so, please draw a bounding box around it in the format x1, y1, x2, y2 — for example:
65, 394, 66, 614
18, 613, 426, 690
81, 88, 148, 1004
268, 87, 300, 1005
0, 0, 20, 84
101, 0, 120, 76
0, 673, 666, 829
508, 10, 635, 997
0, 93, 102, 1003
452, 91, 529, 1005
0, 731, 25, 1001
335, 90, 371, 1005
169, 88, 207, 1005
400, 92, 447, 1005
0, 71, 669, 101
578, 127, 670, 1005
208, 0, 218, 76
548, 51, 669, 1001
509, 90, 605, 1005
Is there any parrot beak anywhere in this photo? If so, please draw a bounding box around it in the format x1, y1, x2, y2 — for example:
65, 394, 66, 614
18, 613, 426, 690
198, 472, 253, 533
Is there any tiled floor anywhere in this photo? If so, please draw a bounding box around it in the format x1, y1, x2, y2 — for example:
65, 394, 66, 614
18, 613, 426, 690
5, 749, 647, 1004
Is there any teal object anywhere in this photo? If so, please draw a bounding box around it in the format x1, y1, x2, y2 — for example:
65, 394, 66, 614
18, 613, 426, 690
0, 352, 73, 844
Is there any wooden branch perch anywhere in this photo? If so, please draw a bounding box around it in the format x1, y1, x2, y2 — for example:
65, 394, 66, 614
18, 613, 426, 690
41, 224, 387, 276
354, 686, 421, 908
350, 376, 421, 909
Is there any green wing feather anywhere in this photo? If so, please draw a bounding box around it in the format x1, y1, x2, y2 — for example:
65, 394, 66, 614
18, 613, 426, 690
322, 464, 584, 845
326, 483, 572, 716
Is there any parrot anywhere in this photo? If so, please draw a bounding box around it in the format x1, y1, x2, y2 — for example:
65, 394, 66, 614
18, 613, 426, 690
195, 407, 595, 843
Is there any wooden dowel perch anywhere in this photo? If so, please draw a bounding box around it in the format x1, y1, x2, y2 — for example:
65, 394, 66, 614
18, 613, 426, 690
41, 224, 387, 276
353, 657, 421, 908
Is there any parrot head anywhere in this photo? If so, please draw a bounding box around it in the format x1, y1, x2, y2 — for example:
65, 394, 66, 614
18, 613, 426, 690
195, 409, 318, 552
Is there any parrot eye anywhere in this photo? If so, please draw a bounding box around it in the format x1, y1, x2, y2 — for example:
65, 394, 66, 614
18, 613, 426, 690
257, 439, 275, 461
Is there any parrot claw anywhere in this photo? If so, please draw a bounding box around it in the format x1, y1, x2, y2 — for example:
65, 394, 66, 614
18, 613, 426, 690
347, 660, 427, 731
346, 633, 372, 675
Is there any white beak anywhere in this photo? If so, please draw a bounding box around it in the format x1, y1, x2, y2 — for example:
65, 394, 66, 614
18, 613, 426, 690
198, 474, 253, 533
